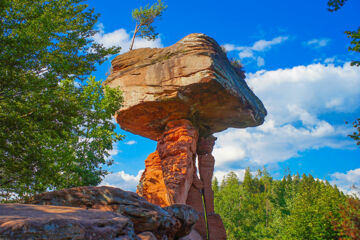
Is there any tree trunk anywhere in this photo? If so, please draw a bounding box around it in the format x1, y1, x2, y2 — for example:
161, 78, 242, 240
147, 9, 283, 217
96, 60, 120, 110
129, 24, 139, 51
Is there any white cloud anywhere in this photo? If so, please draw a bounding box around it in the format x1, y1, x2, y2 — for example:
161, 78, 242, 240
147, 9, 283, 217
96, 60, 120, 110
213, 145, 246, 165
214, 169, 246, 182
222, 44, 237, 52
110, 116, 117, 125
306, 38, 331, 48
100, 170, 144, 191
252, 36, 289, 51
257, 57, 265, 67
125, 140, 137, 145
330, 168, 360, 197
105, 142, 122, 160
213, 62, 360, 168
331, 168, 360, 185
222, 36, 288, 67
239, 48, 254, 58
93, 24, 163, 53
324, 57, 335, 63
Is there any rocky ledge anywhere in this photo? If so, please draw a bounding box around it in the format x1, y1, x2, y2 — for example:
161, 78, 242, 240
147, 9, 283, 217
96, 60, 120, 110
0, 186, 198, 240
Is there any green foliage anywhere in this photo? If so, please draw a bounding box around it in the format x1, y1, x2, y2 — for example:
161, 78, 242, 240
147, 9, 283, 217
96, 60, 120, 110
327, 0, 359, 66
349, 119, 360, 146
327, 0, 348, 12
327, 0, 360, 145
332, 197, 360, 239
345, 28, 360, 67
129, 0, 167, 50
0, 0, 123, 199
213, 170, 352, 240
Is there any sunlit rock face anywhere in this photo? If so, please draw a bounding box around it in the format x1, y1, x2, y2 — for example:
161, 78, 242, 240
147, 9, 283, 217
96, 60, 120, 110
105, 33, 267, 240
105, 33, 266, 140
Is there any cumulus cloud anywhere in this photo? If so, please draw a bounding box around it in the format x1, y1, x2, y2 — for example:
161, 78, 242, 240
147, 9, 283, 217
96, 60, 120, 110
214, 169, 246, 182
330, 168, 360, 197
324, 57, 336, 63
93, 23, 162, 53
100, 170, 144, 191
125, 140, 137, 145
213, 62, 360, 168
306, 38, 331, 48
251, 36, 289, 51
222, 36, 288, 67
257, 57, 265, 67
105, 142, 122, 160
247, 63, 360, 119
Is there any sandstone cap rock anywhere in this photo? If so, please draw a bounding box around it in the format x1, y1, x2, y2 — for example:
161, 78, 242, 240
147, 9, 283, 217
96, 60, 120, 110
105, 33, 267, 140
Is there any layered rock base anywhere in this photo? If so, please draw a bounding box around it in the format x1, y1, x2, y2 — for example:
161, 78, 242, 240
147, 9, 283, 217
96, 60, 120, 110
0, 186, 199, 240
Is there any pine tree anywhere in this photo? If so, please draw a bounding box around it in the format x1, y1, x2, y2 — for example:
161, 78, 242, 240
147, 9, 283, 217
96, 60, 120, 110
129, 0, 167, 50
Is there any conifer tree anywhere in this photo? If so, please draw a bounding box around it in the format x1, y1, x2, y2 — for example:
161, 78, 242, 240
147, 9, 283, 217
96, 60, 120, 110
129, 0, 167, 50
213, 171, 348, 239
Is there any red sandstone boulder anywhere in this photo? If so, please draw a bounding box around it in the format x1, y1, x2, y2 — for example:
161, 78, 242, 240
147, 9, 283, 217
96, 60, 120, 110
105, 33, 266, 140
28, 186, 198, 240
0, 204, 137, 240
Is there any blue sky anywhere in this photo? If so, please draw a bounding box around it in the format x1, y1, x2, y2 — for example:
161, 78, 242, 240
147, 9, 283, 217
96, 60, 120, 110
87, 0, 360, 194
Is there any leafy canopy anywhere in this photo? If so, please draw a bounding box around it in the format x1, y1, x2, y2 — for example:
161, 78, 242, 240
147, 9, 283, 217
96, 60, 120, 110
349, 119, 360, 146
327, 0, 348, 12
0, 0, 123, 199
327, 0, 360, 147
129, 0, 167, 50
213, 170, 355, 240
327, 0, 359, 66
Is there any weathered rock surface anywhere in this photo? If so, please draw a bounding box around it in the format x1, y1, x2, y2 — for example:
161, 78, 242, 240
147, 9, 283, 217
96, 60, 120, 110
105, 33, 266, 140
27, 186, 198, 240
164, 204, 200, 240
0, 203, 137, 240
207, 214, 227, 240
196, 136, 226, 240
157, 119, 198, 205
137, 151, 171, 207
105, 33, 267, 240
197, 136, 216, 214
137, 232, 157, 240
185, 183, 205, 239
137, 119, 198, 207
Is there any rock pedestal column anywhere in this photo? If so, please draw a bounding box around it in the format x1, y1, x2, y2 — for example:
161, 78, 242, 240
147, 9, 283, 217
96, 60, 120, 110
157, 119, 198, 204
192, 136, 227, 240
137, 119, 198, 206
137, 122, 226, 240
197, 136, 217, 214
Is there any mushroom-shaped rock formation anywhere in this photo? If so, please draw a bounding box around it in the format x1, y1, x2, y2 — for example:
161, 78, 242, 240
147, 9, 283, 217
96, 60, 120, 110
105, 33, 267, 240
